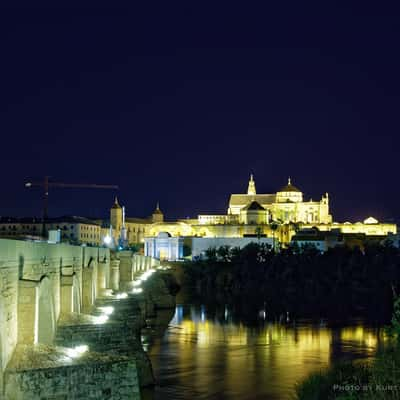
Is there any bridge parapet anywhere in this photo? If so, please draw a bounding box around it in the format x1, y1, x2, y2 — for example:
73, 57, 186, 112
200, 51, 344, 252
0, 238, 162, 398
117, 251, 159, 290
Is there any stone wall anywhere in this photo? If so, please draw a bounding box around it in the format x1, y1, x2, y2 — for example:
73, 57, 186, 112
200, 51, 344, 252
0, 239, 167, 399
0, 239, 110, 398
55, 302, 154, 387
5, 344, 140, 400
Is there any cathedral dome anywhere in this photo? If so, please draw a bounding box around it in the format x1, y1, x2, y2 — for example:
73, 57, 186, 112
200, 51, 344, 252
153, 202, 163, 215
276, 178, 303, 203
279, 178, 301, 193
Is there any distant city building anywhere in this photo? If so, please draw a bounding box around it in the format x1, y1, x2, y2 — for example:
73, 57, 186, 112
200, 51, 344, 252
291, 228, 344, 252
108, 197, 161, 247
0, 216, 102, 246
105, 174, 397, 258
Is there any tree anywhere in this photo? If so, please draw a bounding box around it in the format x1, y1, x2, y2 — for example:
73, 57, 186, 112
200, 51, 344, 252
270, 222, 279, 251
205, 247, 217, 262
217, 245, 231, 262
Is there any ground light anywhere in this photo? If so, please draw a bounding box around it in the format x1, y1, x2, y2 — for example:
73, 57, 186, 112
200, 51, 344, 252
65, 345, 89, 358
98, 306, 114, 315
157, 265, 171, 270
139, 269, 155, 282
94, 315, 109, 324
130, 268, 157, 294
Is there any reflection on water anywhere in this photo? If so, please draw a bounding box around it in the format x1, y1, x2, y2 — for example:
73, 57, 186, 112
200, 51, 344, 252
142, 304, 387, 400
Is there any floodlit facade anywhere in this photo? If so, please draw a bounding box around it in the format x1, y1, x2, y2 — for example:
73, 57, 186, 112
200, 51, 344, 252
108, 197, 162, 247
145, 232, 184, 261
107, 175, 396, 256
227, 175, 332, 224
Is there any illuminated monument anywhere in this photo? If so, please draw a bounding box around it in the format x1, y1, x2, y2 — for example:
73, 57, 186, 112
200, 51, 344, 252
227, 175, 331, 224
109, 175, 396, 257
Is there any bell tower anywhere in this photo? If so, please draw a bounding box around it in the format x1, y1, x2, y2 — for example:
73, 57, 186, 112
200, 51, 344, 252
247, 174, 256, 196
110, 196, 123, 232
152, 202, 164, 223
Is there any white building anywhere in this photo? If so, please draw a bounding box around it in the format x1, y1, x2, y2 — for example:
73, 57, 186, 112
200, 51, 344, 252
0, 216, 103, 246
144, 232, 273, 261
145, 232, 184, 261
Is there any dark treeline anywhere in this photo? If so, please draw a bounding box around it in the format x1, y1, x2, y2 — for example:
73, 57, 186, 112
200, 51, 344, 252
183, 242, 400, 321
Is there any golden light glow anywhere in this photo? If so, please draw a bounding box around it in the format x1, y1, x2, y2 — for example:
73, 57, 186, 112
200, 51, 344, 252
154, 307, 388, 399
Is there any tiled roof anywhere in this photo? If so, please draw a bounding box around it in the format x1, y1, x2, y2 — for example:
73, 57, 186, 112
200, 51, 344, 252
229, 194, 276, 206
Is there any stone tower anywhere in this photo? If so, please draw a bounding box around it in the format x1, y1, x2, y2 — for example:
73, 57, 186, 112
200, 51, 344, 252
110, 196, 123, 232
152, 202, 164, 223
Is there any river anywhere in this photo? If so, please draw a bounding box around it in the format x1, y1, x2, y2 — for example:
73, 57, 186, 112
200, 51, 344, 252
142, 301, 387, 400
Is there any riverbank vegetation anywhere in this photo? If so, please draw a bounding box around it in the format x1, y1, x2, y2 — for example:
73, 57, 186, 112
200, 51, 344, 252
182, 242, 400, 321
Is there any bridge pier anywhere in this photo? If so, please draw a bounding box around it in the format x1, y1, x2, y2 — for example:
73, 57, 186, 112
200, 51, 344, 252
17, 280, 38, 345
110, 259, 120, 291
82, 266, 95, 313
17, 276, 56, 346
119, 251, 134, 291
140, 256, 145, 271
97, 260, 107, 295
60, 275, 74, 314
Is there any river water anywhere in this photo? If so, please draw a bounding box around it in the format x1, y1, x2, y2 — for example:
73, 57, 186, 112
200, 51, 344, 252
142, 302, 387, 400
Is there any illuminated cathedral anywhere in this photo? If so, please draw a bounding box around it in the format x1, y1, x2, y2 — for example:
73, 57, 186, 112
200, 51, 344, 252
108, 175, 396, 249
228, 174, 331, 224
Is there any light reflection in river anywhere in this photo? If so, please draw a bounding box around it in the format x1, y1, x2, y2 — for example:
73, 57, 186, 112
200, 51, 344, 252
142, 304, 387, 400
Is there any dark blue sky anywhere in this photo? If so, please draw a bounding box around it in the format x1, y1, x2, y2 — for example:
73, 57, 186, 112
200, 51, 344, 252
0, 3, 399, 222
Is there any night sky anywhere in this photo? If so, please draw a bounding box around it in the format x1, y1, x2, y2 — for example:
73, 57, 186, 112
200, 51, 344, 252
1, 4, 399, 222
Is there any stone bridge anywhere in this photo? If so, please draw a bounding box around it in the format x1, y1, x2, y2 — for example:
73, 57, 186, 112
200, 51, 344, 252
0, 239, 161, 400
